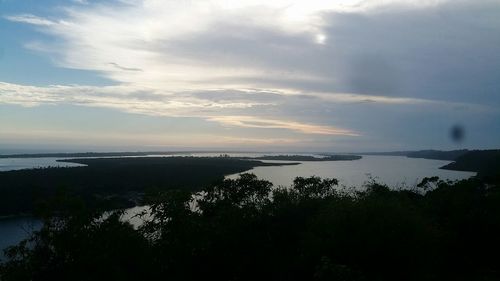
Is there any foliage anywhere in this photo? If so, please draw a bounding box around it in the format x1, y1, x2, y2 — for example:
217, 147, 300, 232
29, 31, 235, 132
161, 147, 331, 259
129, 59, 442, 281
1, 174, 499, 281
0, 157, 292, 216
441, 149, 500, 182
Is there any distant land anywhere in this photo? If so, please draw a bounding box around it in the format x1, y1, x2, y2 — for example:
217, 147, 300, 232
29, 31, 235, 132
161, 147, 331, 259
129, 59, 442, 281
0, 151, 215, 159
243, 155, 362, 161
0, 157, 298, 216
0, 149, 499, 216
347, 149, 470, 161
0, 149, 470, 161
441, 150, 500, 182
1, 149, 498, 175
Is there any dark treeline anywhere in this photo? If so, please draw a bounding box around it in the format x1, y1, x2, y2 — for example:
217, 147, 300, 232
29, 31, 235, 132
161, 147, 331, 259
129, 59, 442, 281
1, 173, 499, 281
0, 151, 253, 159
442, 150, 500, 182
353, 149, 470, 161
405, 149, 470, 160
0, 157, 297, 216
0, 152, 159, 159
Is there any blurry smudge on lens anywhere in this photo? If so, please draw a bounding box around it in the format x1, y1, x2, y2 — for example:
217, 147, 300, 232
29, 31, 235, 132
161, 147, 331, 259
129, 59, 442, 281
450, 124, 465, 143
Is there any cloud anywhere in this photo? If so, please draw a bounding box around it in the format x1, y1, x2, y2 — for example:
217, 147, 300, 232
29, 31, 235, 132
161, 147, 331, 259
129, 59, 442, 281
3, 80, 492, 140
4, 14, 56, 26
5, 0, 497, 103
208, 115, 359, 136
108, 62, 143, 72
2, 0, 500, 147
0, 127, 301, 148
9, 0, 496, 96
0, 82, 359, 135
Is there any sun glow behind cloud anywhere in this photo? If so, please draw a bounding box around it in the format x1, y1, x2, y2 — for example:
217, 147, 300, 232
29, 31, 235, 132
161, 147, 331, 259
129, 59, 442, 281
5, 0, 453, 93
2, 0, 500, 149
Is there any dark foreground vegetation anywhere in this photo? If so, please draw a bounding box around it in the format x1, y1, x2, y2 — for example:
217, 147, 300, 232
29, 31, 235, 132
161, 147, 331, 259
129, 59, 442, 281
1, 172, 499, 281
0, 157, 297, 216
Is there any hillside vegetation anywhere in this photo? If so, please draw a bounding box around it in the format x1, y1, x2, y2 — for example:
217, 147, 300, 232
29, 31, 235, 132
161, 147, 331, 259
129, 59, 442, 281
1, 174, 499, 281
441, 150, 500, 182
0, 157, 297, 216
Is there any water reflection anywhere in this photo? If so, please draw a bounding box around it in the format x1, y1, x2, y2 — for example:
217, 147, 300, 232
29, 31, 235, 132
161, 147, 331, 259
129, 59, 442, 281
0, 217, 42, 260
0, 158, 85, 171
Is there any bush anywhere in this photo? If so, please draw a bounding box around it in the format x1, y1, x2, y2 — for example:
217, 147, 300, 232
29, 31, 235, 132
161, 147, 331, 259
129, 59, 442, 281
2, 174, 499, 281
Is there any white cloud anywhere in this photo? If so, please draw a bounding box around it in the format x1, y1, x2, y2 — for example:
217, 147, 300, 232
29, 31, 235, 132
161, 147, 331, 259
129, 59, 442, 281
2, 81, 491, 139
3, 0, 500, 146
4, 14, 56, 26
0, 128, 301, 148
208, 115, 359, 136
3, 0, 467, 94
72, 0, 89, 4
0, 82, 359, 135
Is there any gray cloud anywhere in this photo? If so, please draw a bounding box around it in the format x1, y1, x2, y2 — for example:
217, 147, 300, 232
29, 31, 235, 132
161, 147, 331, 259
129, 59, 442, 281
108, 62, 143, 72
114, 0, 499, 107
320, 1, 500, 104
3, 0, 500, 149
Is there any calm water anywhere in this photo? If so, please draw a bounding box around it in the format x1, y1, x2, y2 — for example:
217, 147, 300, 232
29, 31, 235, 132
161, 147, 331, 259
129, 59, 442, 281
0, 157, 85, 171
228, 155, 475, 188
0, 155, 475, 258
0, 217, 42, 260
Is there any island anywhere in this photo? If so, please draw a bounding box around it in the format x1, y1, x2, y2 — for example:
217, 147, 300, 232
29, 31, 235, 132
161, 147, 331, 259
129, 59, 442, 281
0, 156, 299, 216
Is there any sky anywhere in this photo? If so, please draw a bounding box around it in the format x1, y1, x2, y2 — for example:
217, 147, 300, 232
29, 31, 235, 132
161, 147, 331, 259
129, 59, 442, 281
0, 0, 499, 153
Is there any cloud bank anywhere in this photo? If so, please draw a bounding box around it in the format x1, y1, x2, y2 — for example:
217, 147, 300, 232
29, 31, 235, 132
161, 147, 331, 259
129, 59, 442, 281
2, 0, 500, 148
